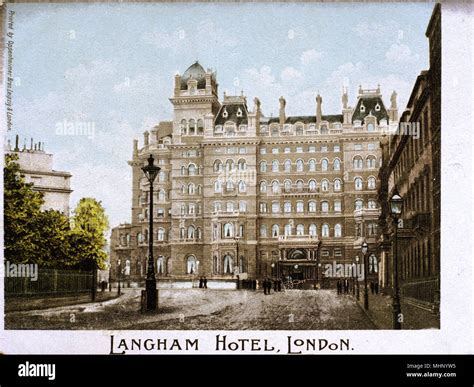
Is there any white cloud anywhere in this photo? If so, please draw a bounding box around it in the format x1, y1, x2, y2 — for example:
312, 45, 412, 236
300, 49, 323, 65
385, 43, 419, 64
280, 66, 303, 83
354, 21, 399, 39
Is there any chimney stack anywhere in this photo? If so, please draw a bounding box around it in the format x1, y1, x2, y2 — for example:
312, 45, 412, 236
279, 96, 286, 126
15, 134, 19, 151
316, 93, 322, 125
143, 131, 149, 146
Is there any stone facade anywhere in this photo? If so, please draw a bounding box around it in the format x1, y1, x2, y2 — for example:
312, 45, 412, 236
111, 61, 399, 287
6, 136, 72, 215
377, 4, 440, 311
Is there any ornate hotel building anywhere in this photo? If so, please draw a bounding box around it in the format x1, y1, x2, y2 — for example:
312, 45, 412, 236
110, 62, 399, 287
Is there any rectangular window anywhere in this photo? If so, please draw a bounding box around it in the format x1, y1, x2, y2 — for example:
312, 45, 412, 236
239, 147, 247, 154
321, 146, 328, 152
321, 249, 330, 257
334, 249, 342, 257
272, 148, 279, 154
354, 144, 363, 151
334, 145, 340, 152
296, 147, 303, 153
284, 147, 291, 153
260, 148, 267, 155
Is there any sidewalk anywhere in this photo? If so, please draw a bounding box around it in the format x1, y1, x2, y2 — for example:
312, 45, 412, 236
354, 291, 440, 329
5, 290, 119, 312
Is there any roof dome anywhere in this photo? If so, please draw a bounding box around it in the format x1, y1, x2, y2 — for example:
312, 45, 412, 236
181, 61, 207, 90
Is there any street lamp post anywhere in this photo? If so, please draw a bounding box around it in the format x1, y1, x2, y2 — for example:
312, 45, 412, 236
390, 189, 404, 330
355, 256, 360, 300
117, 258, 121, 296
361, 241, 369, 310
141, 154, 161, 312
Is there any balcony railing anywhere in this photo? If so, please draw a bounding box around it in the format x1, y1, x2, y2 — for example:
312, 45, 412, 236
278, 234, 319, 242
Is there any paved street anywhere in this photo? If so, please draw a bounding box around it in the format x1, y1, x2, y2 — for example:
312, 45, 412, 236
6, 288, 376, 330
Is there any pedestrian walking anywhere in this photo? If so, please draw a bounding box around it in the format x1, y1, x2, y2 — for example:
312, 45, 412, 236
336, 280, 341, 295
203, 276, 208, 289
263, 278, 267, 295
199, 277, 203, 288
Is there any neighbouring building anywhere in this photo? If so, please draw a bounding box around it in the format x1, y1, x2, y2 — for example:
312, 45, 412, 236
377, 3, 440, 312
111, 61, 400, 288
6, 135, 73, 215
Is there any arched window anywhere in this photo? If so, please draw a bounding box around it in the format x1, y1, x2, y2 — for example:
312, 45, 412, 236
181, 166, 187, 176
334, 158, 341, 171
188, 119, 196, 135
296, 201, 304, 213
187, 225, 195, 239
295, 125, 304, 136
355, 177, 363, 190
271, 202, 280, 213
188, 164, 197, 176
260, 161, 267, 172
296, 159, 304, 172
158, 171, 166, 182
367, 156, 376, 169
213, 160, 222, 172
271, 126, 279, 137
272, 160, 279, 172
296, 179, 304, 192
368, 200, 377, 209
272, 224, 280, 237
334, 224, 342, 237
284, 180, 292, 193
296, 224, 304, 236
260, 181, 267, 194
309, 224, 317, 236
238, 180, 246, 193
137, 232, 144, 244
369, 254, 378, 273
157, 228, 165, 241
188, 183, 195, 195
321, 179, 329, 192
368, 177, 376, 190
334, 179, 342, 191
180, 119, 187, 135
309, 179, 317, 192
284, 160, 291, 172
321, 159, 328, 171
284, 223, 292, 236
196, 227, 202, 239
308, 201, 316, 212
355, 199, 363, 210
284, 202, 292, 213
260, 224, 267, 237
188, 203, 195, 214
214, 202, 221, 213
353, 156, 363, 169
334, 200, 342, 212
226, 202, 234, 213
223, 254, 234, 274
179, 227, 185, 239
226, 160, 234, 172
308, 159, 316, 172
321, 201, 329, 213
239, 201, 247, 212
320, 125, 328, 135
322, 224, 330, 237
226, 180, 234, 191
272, 181, 280, 194
214, 179, 222, 193
181, 184, 186, 195
157, 256, 164, 274
159, 189, 166, 201
197, 119, 204, 134
223, 223, 234, 238
186, 255, 197, 274
238, 159, 247, 171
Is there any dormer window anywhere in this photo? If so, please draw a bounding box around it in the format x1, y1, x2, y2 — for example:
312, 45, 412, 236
222, 107, 228, 118
236, 107, 242, 117
360, 103, 366, 113
375, 102, 381, 112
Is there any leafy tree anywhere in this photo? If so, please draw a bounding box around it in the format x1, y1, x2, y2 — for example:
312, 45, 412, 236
71, 198, 109, 270
4, 154, 44, 263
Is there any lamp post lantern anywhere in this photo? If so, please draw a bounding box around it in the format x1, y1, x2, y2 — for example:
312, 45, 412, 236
361, 242, 369, 309
390, 189, 404, 329
141, 154, 161, 312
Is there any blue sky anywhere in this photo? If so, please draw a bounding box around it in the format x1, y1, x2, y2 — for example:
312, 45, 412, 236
5, 2, 434, 230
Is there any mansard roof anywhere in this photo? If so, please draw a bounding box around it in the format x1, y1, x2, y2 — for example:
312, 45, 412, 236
352, 96, 388, 123
215, 101, 249, 126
